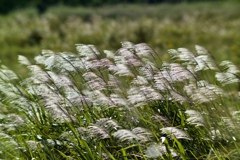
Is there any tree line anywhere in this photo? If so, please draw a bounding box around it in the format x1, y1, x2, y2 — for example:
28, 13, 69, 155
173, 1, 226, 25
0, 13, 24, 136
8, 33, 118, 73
0, 0, 226, 14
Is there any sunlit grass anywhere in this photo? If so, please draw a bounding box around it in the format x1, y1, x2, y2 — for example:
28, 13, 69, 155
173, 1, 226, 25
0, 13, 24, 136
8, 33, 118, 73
0, 42, 239, 159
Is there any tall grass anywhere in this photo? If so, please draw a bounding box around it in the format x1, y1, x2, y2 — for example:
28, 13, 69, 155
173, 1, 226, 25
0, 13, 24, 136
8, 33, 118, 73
0, 42, 239, 159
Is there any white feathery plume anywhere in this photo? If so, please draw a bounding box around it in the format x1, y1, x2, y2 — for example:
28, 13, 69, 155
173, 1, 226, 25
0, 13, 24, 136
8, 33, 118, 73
126, 58, 143, 67
45, 103, 74, 122
109, 64, 134, 77
139, 64, 157, 80
232, 111, 240, 121
183, 83, 196, 96
0, 66, 18, 81
215, 60, 240, 86
134, 43, 155, 58
83, 71, 99, 81
41, 49, 55, 56
197, 80, 225, 96
0, 133, 12, 141
83, 72, 106, 90
185, 80, 225, 104
100, 58, 114, 68
76, 44, 98, 60
220, 60, 240, 74
96, 118, 121, 132
107, 74, 122, 92
132, 127, 153, 143
43, 55, 57, 69
88, 125, 110, 139
215, 72, 239, 86
139, 86, 163, 101
169, 91, 188, 103
36, 86, 77, 122
113, 55, 125, 64
34, 55, 45, 64
154, 72, 172, 91
112, 129, 138, 142
0, 81, 19, 97
195, 45, 210, 55
185, 110, 205, 127
18, 55, 31, 66
145, 143, 178, 158
194, 55, 217, 72
121, 41, 134, 49
65, 88, 92, 108
59, 53, 85, 72
161, 127, 192, 140
127, 87, 147, 107
194, 45, 218, 71
83, 90, 112, 106
88, 45, 101, 56
25, 84, 52, 97
104, 50, 115, 59
114, 49, 143, 67
5, 114, 25, 124
221, 117, 236, 131
132, 76, 149, 85
117, 48, 135, 59
159, 63, 194, 83
47, 72, 73, 87
85, 59, 104, 69
110, 94, 128, 106
26, 65, 49, 84
168, 63, 194, 82
168, 48, 195, 64
34, 50, 55, 65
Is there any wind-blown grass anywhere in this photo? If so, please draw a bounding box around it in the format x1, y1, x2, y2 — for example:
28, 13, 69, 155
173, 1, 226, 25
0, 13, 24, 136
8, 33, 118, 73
0, 42, 240, 159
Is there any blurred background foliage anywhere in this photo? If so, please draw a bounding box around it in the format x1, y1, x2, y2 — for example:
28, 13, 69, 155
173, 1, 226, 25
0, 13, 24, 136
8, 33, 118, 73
0, 0, 233, 14
0, 0, 240, 74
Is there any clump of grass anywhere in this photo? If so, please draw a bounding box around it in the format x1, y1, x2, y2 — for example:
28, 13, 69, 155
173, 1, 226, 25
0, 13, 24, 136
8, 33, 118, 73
0, 42, 240, 159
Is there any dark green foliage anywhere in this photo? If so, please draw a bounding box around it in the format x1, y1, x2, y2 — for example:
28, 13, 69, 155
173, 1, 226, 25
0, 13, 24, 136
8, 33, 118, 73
0, 0, 226, 14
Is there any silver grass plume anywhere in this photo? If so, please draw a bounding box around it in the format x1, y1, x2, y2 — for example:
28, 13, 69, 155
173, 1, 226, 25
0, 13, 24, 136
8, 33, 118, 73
112, 129, 139, 142
216, 60, 240, 86
184, 80, 225, 104
18, 55, 31, 66
132, 127, 153, 143
96, 118, 121, 132
168, 48, 195, 64
194, 45, 218, 72
161, 127, 192, 140
88, 125, 110, 140
145, 143, 178, 159
113, 127, 153, 143
185, 110, 205, 127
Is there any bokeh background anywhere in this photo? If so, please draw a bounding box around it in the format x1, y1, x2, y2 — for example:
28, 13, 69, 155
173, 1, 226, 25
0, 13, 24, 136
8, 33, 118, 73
0, 0, 240, 73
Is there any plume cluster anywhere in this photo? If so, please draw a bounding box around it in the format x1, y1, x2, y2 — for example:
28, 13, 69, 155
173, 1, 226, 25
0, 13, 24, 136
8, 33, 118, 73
0, 42, 239, 159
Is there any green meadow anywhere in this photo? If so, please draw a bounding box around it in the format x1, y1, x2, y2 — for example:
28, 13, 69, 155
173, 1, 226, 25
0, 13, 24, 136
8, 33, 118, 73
1, 2, 240, 71
0, 1, 240, 159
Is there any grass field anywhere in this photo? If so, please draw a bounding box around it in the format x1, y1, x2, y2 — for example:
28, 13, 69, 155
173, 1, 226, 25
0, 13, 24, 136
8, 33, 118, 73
0, 1, 240, 71
0, 1, 240, 159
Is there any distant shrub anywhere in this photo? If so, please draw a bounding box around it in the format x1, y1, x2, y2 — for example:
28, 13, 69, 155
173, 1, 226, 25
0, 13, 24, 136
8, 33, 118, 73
0, 42, 239, 159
